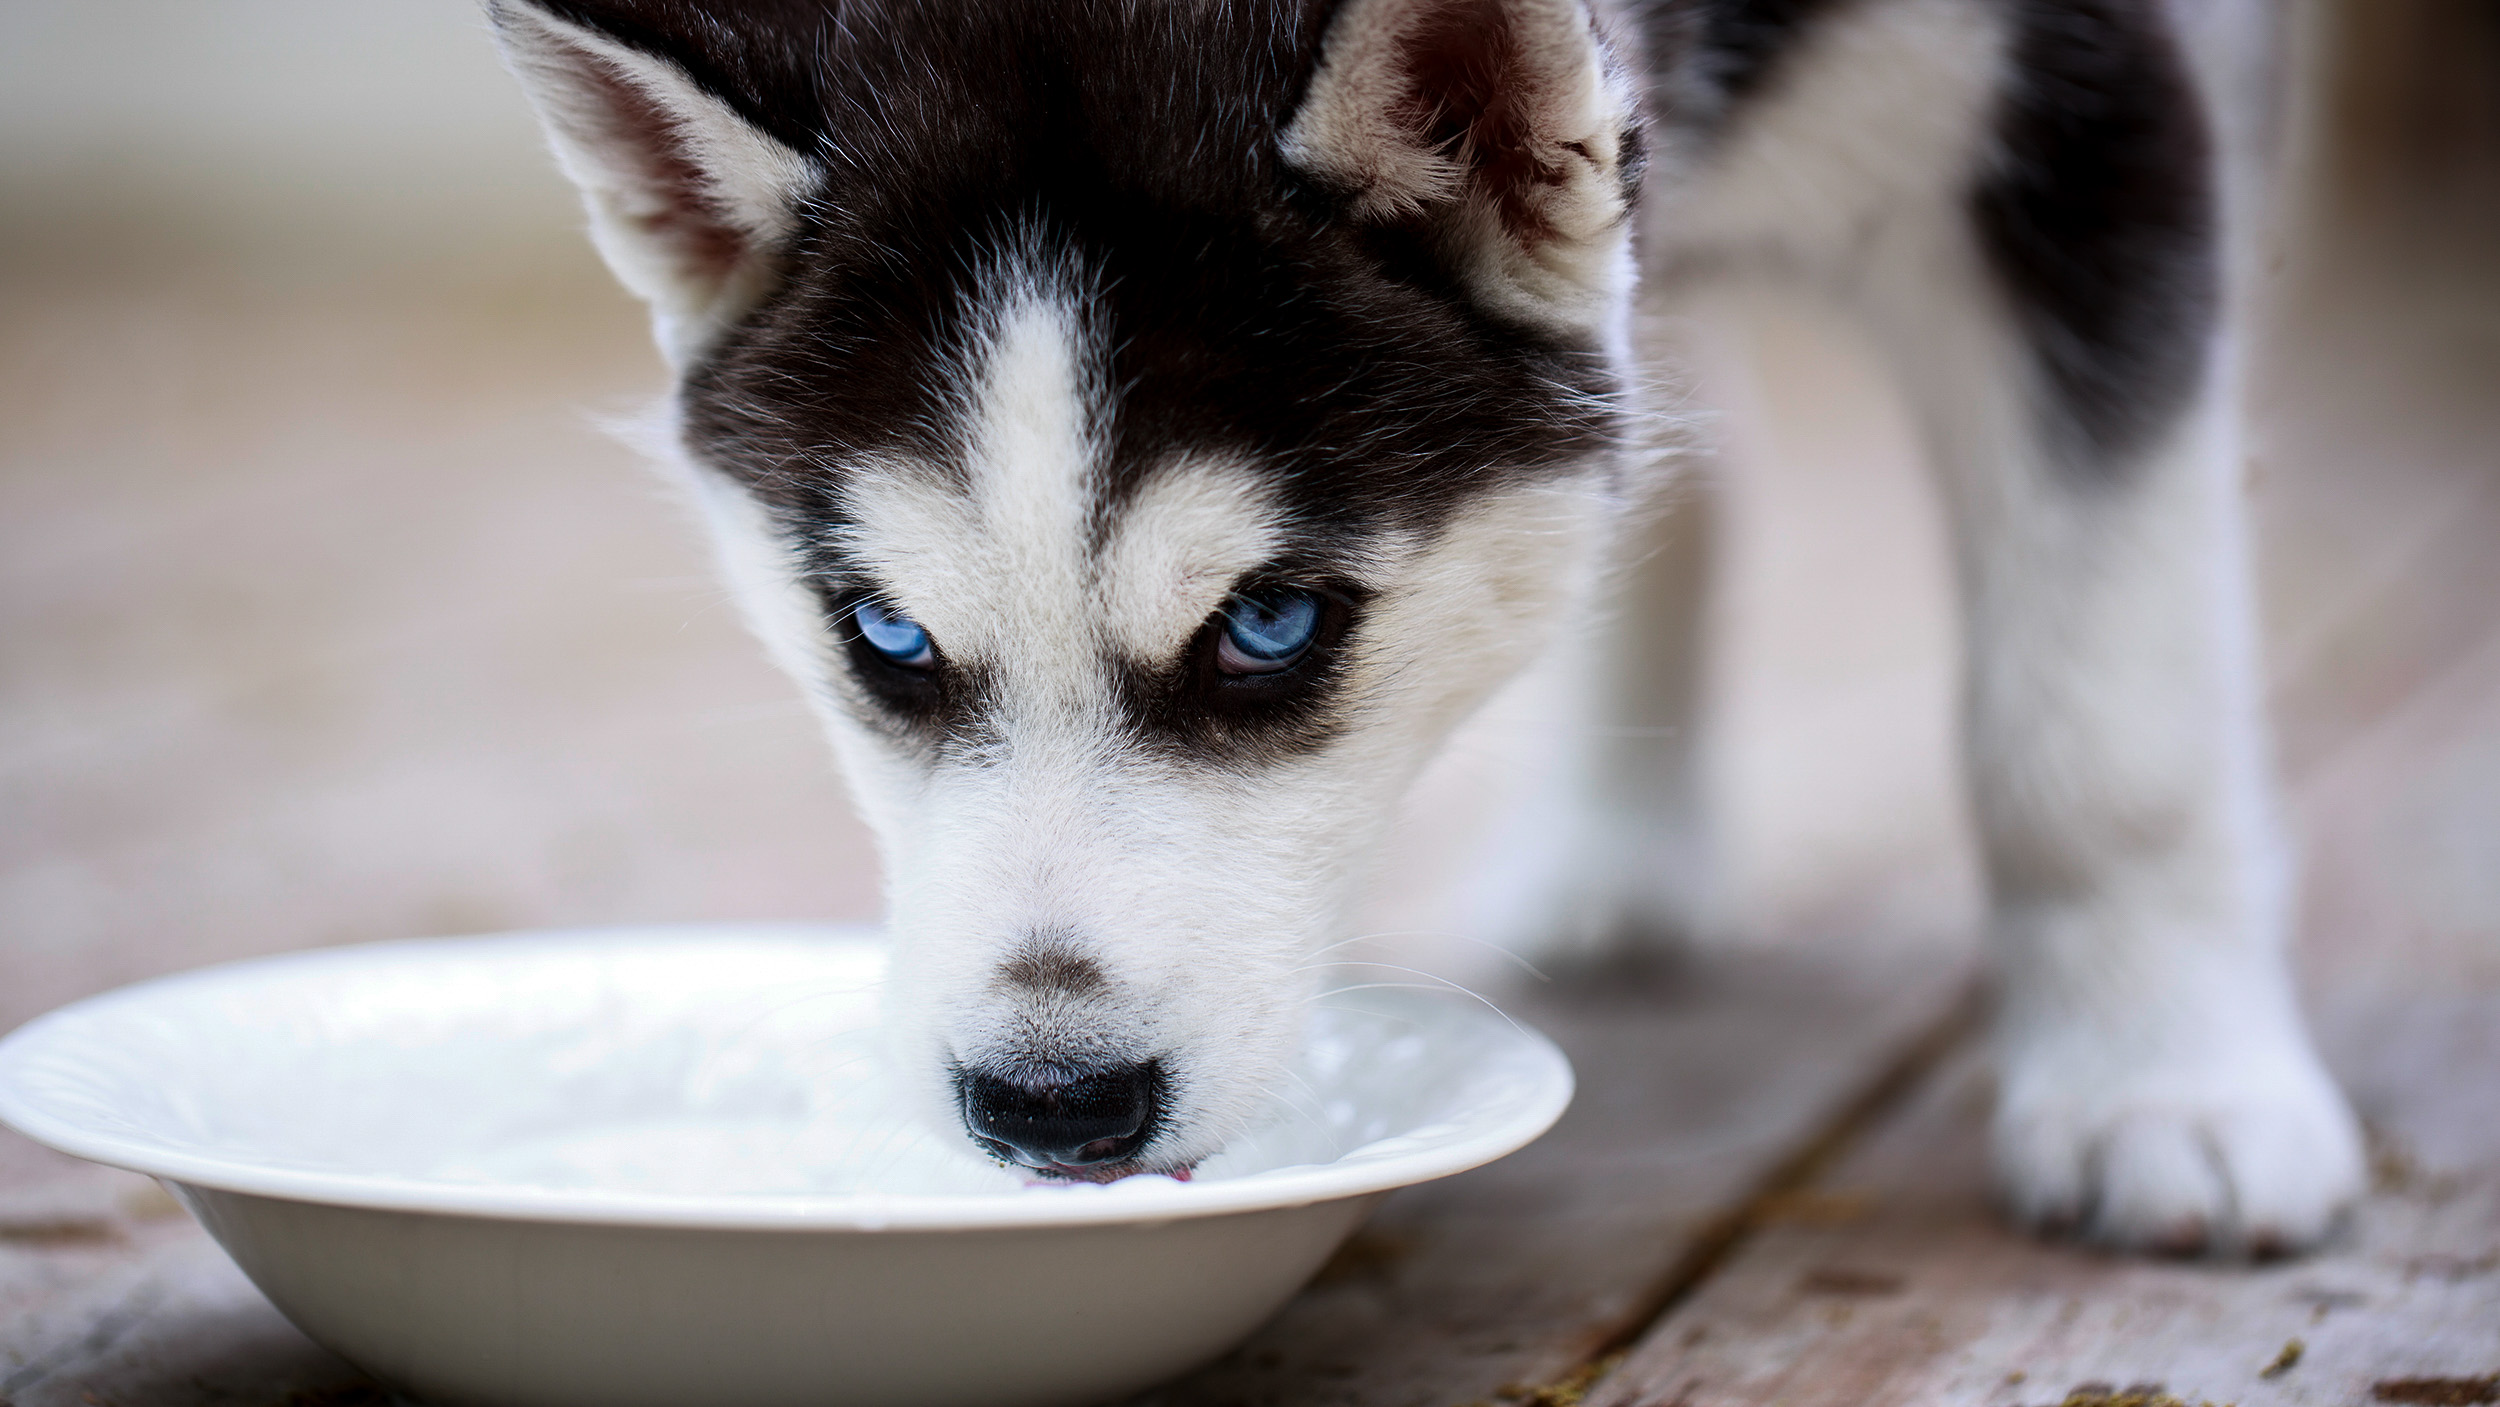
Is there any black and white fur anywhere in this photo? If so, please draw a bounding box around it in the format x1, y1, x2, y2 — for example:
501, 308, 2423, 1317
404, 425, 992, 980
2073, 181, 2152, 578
490, 0, 2362, 1254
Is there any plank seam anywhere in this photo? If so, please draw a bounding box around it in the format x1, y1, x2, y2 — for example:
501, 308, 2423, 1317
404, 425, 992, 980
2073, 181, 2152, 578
1486, 975, 1986, 1407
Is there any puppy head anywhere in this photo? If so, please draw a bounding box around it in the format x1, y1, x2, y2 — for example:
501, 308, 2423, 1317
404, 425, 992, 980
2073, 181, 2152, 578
493, 0, 1643, 1176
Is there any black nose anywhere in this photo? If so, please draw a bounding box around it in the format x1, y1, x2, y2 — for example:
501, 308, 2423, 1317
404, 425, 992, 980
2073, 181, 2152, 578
956, 1060, 1161, 1171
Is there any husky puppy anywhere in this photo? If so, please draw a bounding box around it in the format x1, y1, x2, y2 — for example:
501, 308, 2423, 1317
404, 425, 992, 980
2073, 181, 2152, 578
489, 0, 2363, 1254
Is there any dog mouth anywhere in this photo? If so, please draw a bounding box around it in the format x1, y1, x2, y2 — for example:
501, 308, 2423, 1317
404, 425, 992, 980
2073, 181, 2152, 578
1015, 1159, 1197, 1186
971, 1127, 1198, 1185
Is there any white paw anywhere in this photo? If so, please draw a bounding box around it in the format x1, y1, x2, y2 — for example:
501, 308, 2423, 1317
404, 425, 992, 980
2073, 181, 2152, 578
1992, 1039, 2365, 1257
1468, 806, 1706, 976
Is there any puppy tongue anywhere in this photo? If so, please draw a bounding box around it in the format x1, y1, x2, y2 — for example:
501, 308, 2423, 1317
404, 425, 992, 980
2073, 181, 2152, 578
1020, 1162, 1195, 1186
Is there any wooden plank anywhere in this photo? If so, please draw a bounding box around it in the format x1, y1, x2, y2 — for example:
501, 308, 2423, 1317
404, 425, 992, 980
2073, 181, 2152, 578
1575, 600, 2500, 1407
1137, 947, 1974, 1407
0, 1166, 372, 1406
1580, 986, 2500, 1407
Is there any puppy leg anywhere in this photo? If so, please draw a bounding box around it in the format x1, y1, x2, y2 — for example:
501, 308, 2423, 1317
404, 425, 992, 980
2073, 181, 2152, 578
1641, 0, 2362, 1254
1851, 220, 2361, 1258
1478, 482, 1717, 973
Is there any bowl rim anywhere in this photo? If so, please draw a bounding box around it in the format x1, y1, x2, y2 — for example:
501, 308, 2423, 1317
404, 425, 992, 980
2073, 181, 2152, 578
0, 924, 1574, 1231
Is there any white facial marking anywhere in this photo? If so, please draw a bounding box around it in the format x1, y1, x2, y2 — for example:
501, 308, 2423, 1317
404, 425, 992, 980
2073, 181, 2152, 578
1098, 460, 1284, 665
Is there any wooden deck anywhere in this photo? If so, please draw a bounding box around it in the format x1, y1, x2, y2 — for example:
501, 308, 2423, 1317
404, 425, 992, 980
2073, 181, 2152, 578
5, 28, 2498, 1407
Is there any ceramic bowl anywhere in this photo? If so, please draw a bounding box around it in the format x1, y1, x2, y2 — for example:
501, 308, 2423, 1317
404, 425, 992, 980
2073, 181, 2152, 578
0, 925, 1571, 1407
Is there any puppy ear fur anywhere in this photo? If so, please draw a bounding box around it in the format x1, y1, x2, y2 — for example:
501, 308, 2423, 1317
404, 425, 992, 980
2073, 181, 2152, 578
1283, 0, 1641, 334
487, 0, 818, 366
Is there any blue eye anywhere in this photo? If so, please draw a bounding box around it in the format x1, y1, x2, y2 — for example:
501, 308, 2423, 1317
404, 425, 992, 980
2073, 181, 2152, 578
1216, 587, 1324, 674
854, 600, 934, 668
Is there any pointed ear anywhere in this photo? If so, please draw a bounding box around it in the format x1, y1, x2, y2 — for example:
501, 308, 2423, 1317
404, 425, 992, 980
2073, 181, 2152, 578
488, 0, 818, 365
1283, 0, 1641, 334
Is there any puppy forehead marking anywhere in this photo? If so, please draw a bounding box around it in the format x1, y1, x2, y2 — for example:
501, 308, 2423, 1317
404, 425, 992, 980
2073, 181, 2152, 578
837, 264, 1288, 672
840, 282, 1098, 661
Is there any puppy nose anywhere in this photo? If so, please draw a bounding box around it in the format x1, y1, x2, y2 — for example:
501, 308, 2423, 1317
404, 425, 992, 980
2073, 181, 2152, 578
956, 1060, 1159, 1170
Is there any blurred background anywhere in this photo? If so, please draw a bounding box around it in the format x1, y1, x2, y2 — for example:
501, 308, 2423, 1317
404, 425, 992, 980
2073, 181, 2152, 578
2, 0, 2496, 1192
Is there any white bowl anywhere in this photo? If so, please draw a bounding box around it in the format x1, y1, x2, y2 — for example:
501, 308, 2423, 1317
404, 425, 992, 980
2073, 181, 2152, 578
0, 925, 1571, 1407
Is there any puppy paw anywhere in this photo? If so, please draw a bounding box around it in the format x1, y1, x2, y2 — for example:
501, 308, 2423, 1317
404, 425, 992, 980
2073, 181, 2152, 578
1469, 815, 1705, 981
1992, 1043, 2365, 1257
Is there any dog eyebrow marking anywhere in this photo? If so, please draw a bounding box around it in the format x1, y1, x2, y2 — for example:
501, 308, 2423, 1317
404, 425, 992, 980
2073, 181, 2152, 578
995, 935, 1109, 995
1097, 457, 1284, 666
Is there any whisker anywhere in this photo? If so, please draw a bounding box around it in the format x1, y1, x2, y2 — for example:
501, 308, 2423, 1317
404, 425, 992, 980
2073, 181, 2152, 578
1273, 1068, 1345, 1160
1260, 1072, 1331, 1133
1300, 929, 1553, 984
1301, 980, 1530, 1038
